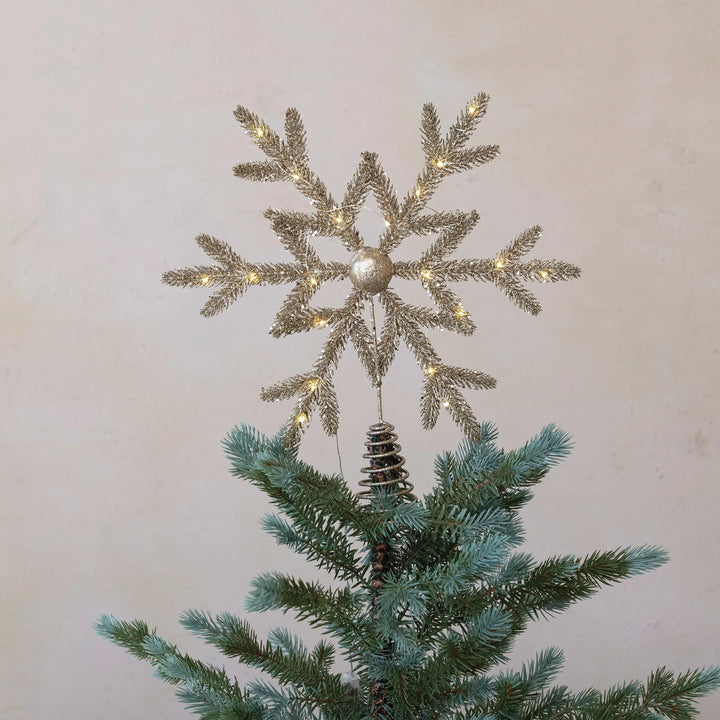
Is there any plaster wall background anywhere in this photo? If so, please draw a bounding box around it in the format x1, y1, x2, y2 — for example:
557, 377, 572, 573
1, 1, 719, 716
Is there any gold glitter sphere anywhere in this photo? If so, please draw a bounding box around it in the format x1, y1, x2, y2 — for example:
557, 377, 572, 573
348, 246, 394, 295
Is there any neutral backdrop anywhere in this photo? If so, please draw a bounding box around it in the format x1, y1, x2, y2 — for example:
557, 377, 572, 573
2, 1, 719, 717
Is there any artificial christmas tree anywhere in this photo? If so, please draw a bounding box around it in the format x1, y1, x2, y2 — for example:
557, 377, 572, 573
98, 93, 719, 719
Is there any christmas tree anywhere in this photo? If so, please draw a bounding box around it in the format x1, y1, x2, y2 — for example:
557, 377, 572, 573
97, 93, 719, 719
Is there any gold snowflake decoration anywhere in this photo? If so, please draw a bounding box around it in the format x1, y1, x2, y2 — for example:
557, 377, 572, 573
163, 93, 580, 446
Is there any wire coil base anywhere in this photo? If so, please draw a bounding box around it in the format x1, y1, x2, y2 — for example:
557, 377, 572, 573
358, 422, 415, 500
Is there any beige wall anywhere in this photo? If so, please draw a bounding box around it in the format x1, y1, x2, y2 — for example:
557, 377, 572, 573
2, 1, 719, 717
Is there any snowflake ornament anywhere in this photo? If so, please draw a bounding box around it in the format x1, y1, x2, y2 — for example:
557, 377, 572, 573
163, 93, 581, 446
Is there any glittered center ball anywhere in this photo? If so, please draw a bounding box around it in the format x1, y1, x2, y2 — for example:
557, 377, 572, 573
348, 247, 394, 295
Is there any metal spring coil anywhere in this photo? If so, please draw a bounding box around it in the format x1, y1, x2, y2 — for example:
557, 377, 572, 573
358, 422, 415, 500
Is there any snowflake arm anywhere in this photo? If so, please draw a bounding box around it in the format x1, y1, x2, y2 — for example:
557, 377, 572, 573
378, 291, 495, 440
162, 235, 298, 318
233, 105, 370, 253
261, 291, 375, 447
379, 92, 500, 252
393, 225, 582, 317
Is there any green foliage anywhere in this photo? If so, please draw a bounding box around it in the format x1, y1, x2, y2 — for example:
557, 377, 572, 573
96, 615, 264, 720
99, 423, 719, 719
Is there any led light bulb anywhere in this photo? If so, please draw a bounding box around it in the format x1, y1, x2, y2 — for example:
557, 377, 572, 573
295, 413, 308, 425
384, 219, 391, 228
540, 270, 549, 279
455, 304, 468, 318
306, 378, 321, 392
415, 186, 422, 197
308, 276, 318, 286
420, 269, 432, 280
425, 366, 436, 376
495, 258, 505, 269
468, 104, 477, 115
255, 126, 264, 137
313, 317, 328, 328
434, 158, 445, 169
442, 400, 450, 408
200, 274, 211, 285
246, 271, 259, 284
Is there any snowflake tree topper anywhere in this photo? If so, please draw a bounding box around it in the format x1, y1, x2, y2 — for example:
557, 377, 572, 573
163, 93, 581, 446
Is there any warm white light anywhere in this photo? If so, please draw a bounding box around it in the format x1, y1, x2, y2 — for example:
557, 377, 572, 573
468, 104, 477, 115
425, 366, 436, 376
291, 172, 300, 180
540, 270, 549, 279
313, 317, 328, 328
495, 258, 505, 269
306, 378, 321, 392
455, 304, 468, 318
295, 413, 308, 425
200, 274, 211, 285
420, 269, 433, 280
384, 219, 391, 228
434, 158, 445, 169
334, 212, 344, 224
415, 186, 423, 197
246, 271, 259, 284
308, 276, 318, 286
442, 400, 450, 408
255, 126, 264, 137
